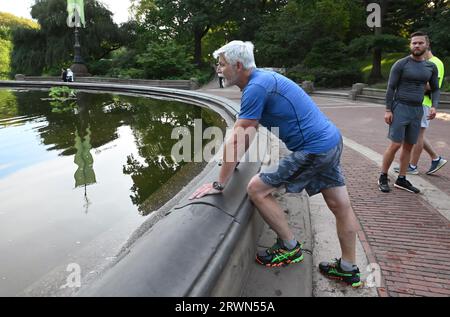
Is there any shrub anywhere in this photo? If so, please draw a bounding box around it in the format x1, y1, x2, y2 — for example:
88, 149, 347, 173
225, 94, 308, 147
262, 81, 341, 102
287, 64, 362, 88
88, 59, 113, 76
136, 42, 194, 80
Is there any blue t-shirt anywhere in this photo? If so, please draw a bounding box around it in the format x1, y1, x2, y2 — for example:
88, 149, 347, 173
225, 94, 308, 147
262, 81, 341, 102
239, 69, 341, 154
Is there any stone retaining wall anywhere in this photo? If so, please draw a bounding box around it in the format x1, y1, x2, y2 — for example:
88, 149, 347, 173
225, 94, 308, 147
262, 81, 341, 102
0, 80, 295, 297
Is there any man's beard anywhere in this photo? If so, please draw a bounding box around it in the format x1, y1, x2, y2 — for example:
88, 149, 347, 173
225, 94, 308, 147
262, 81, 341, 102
411, 48, 427, 57
224, 72, 239, 87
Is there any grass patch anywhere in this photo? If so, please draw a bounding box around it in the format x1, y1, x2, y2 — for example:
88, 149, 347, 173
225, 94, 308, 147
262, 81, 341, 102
358, 52, 405, 82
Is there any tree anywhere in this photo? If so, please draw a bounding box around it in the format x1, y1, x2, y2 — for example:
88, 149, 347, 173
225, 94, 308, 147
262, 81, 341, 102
426, 5, 450, 57
0, 12, 39, 78
0, 12, 39, 30
363, 0, 449, 83
11, 0, 126, 75
131, 0, 230, 66
254, 0, 366, 67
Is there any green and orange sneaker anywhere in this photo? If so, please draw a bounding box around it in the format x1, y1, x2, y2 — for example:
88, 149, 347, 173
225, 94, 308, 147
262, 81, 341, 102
319, 258, 363, 288
255, 238, 304, 267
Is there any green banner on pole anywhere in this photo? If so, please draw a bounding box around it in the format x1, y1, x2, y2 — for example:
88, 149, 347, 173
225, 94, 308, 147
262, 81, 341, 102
67, 0, 86, 28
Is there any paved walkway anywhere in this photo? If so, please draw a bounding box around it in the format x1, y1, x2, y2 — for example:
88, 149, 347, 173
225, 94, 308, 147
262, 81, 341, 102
201, 85, 450, 297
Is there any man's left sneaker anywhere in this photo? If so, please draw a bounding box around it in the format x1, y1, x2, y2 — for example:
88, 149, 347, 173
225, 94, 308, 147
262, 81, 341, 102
319, 258, 363, 288
426, 157, 447, 175
394, 177, 420, 193
393, 164, 419, 175
255, 238, 304, 267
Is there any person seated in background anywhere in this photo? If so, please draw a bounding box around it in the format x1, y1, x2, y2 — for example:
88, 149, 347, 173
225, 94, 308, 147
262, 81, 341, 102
66, 68, 74, 82
61, 68, 68, 82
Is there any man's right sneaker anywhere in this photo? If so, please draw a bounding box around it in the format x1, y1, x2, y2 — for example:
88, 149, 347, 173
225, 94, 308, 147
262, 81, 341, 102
255, 238, 304, 267
393, 164, 419, 175
378, 174, 390, 192
426, 157, 447, 175
394, 177, 420, 193
319, 258, 363, 288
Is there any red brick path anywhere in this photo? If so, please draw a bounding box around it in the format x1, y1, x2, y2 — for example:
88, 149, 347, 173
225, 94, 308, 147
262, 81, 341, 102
316, 98, 450, 196
315, 97, 450, 297
205, 87, 450, 297
342, 147, 450, 297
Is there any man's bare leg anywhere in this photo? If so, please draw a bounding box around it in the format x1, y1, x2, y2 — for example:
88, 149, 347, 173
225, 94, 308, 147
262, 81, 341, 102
410, 128, 426, 166
247, 175, 294, 241
381, 141, 402, 174
321, 186, 358, 264
399, 143, 414, 176
423, 137, 439, 160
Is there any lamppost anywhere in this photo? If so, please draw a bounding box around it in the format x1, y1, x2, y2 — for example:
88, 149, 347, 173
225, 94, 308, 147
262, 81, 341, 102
67, 4, 90, 77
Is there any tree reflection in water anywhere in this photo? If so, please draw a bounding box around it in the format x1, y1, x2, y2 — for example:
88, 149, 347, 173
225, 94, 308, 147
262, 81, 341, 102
1, 89, 226, 215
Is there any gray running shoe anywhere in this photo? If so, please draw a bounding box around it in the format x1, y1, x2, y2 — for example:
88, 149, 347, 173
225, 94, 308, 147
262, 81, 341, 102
393, 164, 419, 175
426, 157, 447, 175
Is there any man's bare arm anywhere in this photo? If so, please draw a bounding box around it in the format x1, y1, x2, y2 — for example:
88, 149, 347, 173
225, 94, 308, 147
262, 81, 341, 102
189, 118, 259, 199
219, 118, 259, 185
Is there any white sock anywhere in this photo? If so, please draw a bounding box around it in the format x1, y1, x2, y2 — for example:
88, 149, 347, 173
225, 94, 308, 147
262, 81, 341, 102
340, 259, 355, 271
282, 239, 297, 250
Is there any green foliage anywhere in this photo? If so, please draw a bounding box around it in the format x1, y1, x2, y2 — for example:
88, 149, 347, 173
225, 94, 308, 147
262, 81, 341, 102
359, 52, 405, 82
311, 66, 363, 88
287, 64, 362, 88
11, 27, 47, 76
10, 0, 127, 76
298, 38, 363, 87
0, 12, 39, 31
303, 38, 349, 69
0, 39, 12, 79
49, 86, 76, 99
130, 0, 230, 66
349, 35, 409, 56
48, 86, 77, 113
0, 25, 12, 40
191, 68, 215, 86
136, 42, 195, 79
0, 12, 39, 79
4, 0, 449, 88
0, 90, 18, 119
254, 0, 365, 67
87, 58, 113, 76
442, 80, 450, 93
426, 7, 450, 57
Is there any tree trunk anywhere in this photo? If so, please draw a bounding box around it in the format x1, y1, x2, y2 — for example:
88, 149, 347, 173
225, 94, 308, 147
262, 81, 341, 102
194, 31, 202, 67
193, 26, 210, 68
368, 46, 383, 84
368, 0, 388, 84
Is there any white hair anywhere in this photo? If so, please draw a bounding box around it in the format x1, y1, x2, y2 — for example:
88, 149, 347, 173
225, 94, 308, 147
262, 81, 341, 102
213, 40, 256, 70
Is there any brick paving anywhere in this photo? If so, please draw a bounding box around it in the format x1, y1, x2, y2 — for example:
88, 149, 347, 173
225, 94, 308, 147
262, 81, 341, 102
341, 146, 450, 297
314, 97, 450, 197
204, 86, 450, 297
315, 96, 450, 297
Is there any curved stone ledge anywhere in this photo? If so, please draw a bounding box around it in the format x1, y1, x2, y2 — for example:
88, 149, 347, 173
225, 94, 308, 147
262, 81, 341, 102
0, 80, 268, 296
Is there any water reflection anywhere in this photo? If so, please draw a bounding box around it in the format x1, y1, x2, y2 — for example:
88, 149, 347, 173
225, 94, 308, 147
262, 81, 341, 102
0, 88, 226, 296
0, 90, 18, 119
0, 89, 225, 214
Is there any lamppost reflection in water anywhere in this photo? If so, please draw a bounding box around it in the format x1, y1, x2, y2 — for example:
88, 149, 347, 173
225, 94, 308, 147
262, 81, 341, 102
73, 96, 96, 214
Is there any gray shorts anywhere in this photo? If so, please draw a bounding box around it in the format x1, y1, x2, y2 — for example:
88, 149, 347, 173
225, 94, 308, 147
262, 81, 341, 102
388, 102, 423, 144
421, 106, 430, 128
259, 138, 345, 196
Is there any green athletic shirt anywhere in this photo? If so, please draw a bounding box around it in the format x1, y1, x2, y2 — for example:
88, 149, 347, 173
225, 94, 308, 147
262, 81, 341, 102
423, 56, 445, 107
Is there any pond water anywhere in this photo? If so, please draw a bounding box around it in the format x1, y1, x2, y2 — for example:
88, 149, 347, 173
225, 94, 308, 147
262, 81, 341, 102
0, 88, 226, 296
